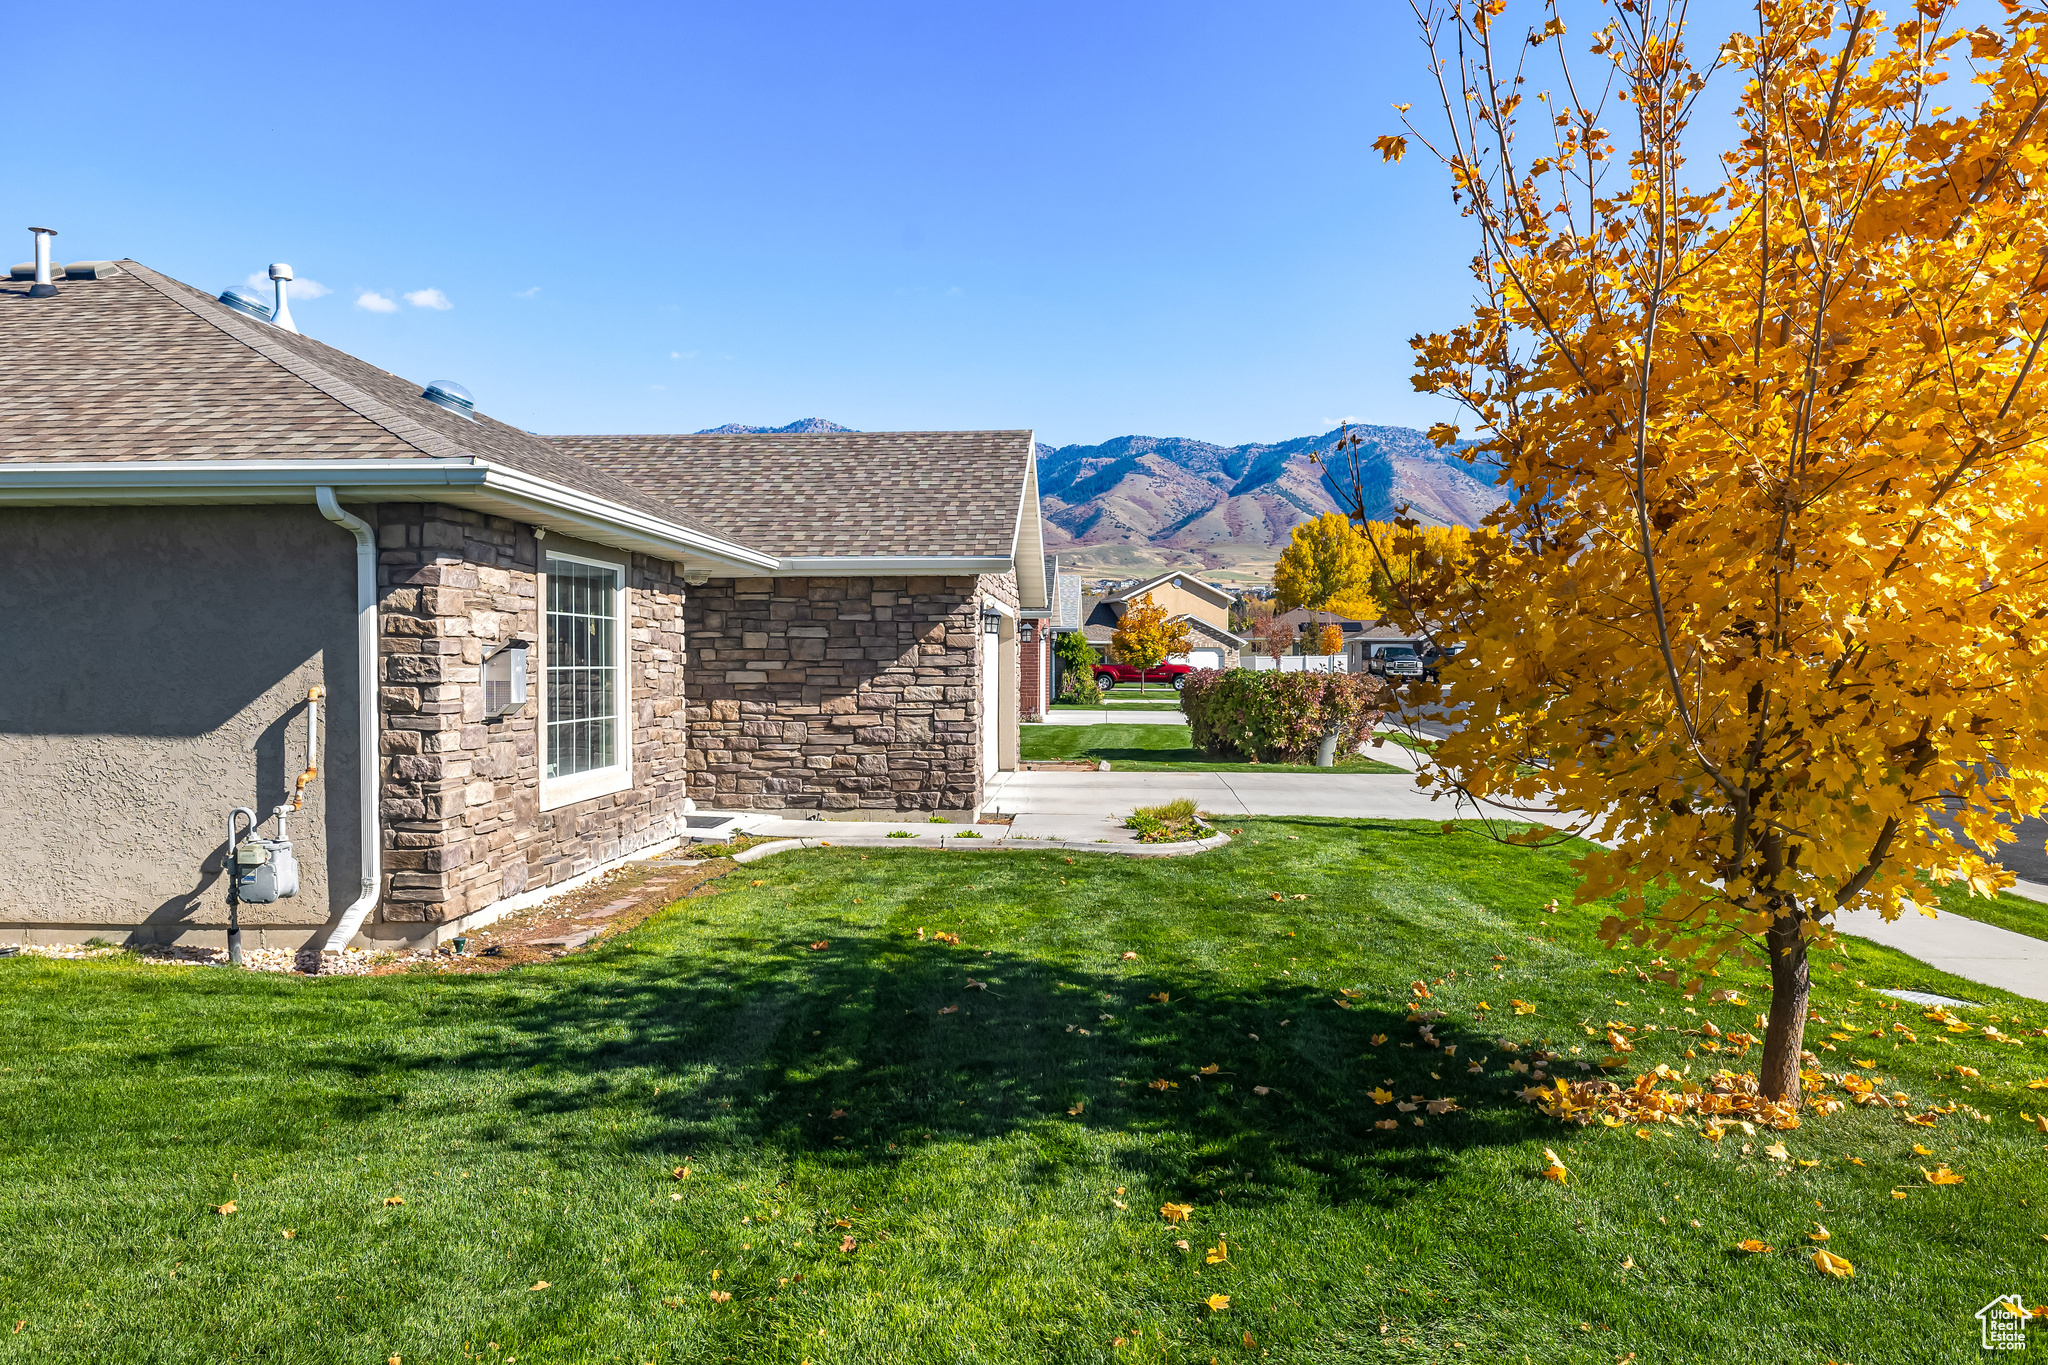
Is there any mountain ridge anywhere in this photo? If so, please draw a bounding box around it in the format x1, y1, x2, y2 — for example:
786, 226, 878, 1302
690, 419, 1504, 580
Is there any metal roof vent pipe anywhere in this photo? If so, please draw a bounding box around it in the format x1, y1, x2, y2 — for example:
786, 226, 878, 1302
421, 380, 478, 421
267, 262, 298, 333
26, 226, 58, 298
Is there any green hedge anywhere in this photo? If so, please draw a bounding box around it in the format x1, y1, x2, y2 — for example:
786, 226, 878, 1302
1178, 669, 1388, 764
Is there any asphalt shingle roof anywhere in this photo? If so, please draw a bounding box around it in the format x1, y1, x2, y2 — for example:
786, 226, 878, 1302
551, 431, 1034, 559
0, 262, 736, 544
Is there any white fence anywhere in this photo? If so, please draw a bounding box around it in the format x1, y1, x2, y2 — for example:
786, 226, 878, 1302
1245, 654, 1350, 673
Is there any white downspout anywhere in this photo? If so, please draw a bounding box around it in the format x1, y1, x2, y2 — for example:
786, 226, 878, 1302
316, 487, 380, 954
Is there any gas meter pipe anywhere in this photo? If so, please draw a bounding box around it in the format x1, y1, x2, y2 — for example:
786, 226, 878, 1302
315, 487, 381, 954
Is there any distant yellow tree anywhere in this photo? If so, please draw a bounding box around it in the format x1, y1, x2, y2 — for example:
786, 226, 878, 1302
1368, 0, 2048, 1099
1363, 523, 1482, 623
1111, 594, 1193, 696
1273, 513, 1368, 615
1316, 624, 1345, 657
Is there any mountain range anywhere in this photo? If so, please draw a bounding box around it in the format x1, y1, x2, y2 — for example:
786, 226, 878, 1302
695, 419, 1503, 582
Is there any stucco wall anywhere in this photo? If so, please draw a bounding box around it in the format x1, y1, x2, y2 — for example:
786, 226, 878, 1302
0, 505, 363, 942
684, 573, 1014, 813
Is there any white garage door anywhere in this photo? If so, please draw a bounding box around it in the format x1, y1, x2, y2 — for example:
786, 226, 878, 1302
1176, 649, 1223, 670
981, 629, 1001, 778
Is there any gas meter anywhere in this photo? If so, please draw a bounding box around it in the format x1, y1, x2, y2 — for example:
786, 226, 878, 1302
232, 819, 300, 904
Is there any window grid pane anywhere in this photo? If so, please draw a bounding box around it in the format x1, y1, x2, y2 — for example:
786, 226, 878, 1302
546, 557, 619, 779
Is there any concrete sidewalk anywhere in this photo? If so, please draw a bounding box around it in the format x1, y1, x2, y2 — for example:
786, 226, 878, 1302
982, 768, 1448, 828
1836, 880, 2048, 1002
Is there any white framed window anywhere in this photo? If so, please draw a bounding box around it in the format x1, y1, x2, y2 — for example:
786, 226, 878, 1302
540, 549, 632, 810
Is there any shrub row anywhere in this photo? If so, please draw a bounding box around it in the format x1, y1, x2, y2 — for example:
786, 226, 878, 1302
1178, 668, 1388, 764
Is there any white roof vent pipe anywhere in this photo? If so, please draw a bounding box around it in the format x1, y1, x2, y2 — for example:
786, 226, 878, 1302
268, 263, 298, 333
26, 226, 58, 299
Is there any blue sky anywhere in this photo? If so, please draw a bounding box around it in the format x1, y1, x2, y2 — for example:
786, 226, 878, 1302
12, 0, 1765, 447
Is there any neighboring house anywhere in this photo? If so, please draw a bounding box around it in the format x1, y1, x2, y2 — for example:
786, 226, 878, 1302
1016, 555, 1081, 719
1270, 607, 1377, 642
1079, 570, 1243, 670
0, 258, 1043, 953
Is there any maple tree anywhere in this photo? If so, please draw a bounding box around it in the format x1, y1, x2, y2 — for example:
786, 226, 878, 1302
1111, 593, 1192, 695
1357, 0, 2048, 1100
1317, 623, 1346, 657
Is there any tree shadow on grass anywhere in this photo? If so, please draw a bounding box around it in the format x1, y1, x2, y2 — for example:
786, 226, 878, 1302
398, 918, 1548, 1213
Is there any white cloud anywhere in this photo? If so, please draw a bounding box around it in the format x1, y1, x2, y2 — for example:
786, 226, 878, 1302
514, 286, 541, 298
356, 291, 399, 313
247, 271, 331, 301
404, 288, 452, 310
669, 350, 698, 360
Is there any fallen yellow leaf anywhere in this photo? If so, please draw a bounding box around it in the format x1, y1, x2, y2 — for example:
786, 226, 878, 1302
382, 1196, 405, 1207
1764, 1142, 1790, 1161
1369, 1033, 1388, 1046
1512, 1000, 1537, 1015
1161, 1202, 1193, 1224
1205, 1294, 1230, 1312
1809, 1223, 1830, 1241
1813, 1249, 1855, 1278
214, 1201, 237, 1216
1541, 1148, 1569, 1184
1912, 1143, 1935, 1156
280, 1229, 295, 1239
529, 1281, 550, 1292
1205, 1239, 1228, 1264
1736, 1238, 1773, 1254
709, 1290, 732, 1303
1924, 1165, 1964, 1185
1369, 1087, 1395, 1104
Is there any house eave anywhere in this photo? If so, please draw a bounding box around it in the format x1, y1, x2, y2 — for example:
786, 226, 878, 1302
0, 459, 778, 575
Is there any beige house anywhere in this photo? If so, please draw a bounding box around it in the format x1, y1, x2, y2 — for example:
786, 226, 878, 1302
1079, 571, 1243, 670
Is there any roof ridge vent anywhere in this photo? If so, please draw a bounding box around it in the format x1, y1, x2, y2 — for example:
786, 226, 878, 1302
422, 380, 477, 422
218, 285, 273, 321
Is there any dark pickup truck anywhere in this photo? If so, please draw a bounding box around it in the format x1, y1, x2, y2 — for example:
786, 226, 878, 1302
1092, 662, 1194, 691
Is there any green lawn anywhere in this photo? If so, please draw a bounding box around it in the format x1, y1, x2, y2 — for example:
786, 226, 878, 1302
2, 821, 2043, 1362
1021, 723, 1405, 774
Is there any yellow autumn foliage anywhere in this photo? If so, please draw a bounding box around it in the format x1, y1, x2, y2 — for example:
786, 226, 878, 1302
1386, 0, 2048, 1100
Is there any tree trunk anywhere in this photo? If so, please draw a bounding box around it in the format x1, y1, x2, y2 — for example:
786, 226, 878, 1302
1759, 903, 1810, 1103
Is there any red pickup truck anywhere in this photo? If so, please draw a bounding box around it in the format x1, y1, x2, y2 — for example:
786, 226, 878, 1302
1092, 662, 1194, 692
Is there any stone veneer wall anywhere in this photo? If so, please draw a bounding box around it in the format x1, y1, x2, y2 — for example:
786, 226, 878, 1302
684, 573, 1013, 813
373, 503, 690, 933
